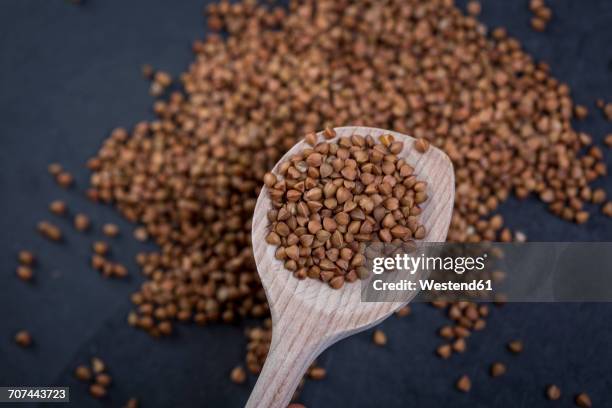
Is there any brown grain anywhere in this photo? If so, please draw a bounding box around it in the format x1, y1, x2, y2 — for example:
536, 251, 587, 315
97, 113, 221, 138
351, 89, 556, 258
439, 325, 454, 340
124, 398, 139, 408
141, 64, 154, 79
48, 163, 62, 176
93, 241, 109, 255
395, 305, 411, 317
574, 105, 588, 120
37, 221, 62, 241
603, 201, 612, 217
91, 357, 105, 374
16, 266, 33, 282
604, 103, 612, 121
456, 375, 471, 392
546, 384, 561, 400
102, 223, 120, 237
18, 250, 35, 266
507, 340, 523, 354
373, 329, 387, 346
467, 1, 481, 16
75, 365, 92, 381
531, 17, 546, 32
308, 366, 326, 380
452, 338, 466, 353
490, 362, 506, 377
133, 227, 148, 241
49, 200, 68, 216
96, 373, 112, 387
89, 384, 106, 399
56, 172, 74, 188
14, 330, 32, 347
436, 344, 452, 359
230, 366, 247, 384
575, 393, 592, 408
74, 213, 91, 232
414, 138, 429, 154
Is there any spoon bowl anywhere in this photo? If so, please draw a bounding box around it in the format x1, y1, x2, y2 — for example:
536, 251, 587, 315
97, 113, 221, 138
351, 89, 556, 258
247, 126, 454, 408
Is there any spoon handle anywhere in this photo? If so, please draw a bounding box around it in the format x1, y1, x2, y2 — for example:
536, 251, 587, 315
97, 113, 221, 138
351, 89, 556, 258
246, 309, 325, 408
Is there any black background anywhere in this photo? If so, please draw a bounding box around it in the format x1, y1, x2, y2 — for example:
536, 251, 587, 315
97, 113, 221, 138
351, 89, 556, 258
1, 1, 611, 407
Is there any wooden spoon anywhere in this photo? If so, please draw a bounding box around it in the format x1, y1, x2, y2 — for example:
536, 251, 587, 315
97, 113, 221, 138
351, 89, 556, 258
247, 126, 454, 408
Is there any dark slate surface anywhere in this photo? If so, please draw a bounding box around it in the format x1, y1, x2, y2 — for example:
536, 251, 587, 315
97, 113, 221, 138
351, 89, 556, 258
0, 0, 611, 407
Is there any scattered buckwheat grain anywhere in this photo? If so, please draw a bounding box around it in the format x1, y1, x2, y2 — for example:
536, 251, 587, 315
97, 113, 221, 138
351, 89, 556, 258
373, 329, 387, 346
508, 340, 523, 354
546, 384, 561, 400
14, 330, 32, 347
18, 250, 35, 266
490, 362, 506, 377
230, 366, 247, 384
575, 392, 592, 408
74, 213, 91, 232
456, 375, 471, 392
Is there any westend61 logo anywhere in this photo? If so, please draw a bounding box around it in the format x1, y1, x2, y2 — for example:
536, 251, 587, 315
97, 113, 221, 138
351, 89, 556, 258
371, 253, 488, 275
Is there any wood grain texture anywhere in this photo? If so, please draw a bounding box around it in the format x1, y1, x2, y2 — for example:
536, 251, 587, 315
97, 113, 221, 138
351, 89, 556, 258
247, 126, 455, 408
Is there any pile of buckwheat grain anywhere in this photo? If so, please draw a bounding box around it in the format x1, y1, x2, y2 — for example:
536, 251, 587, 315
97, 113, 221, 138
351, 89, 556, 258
82, 0, 609, 395
264, 131, 428, 289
